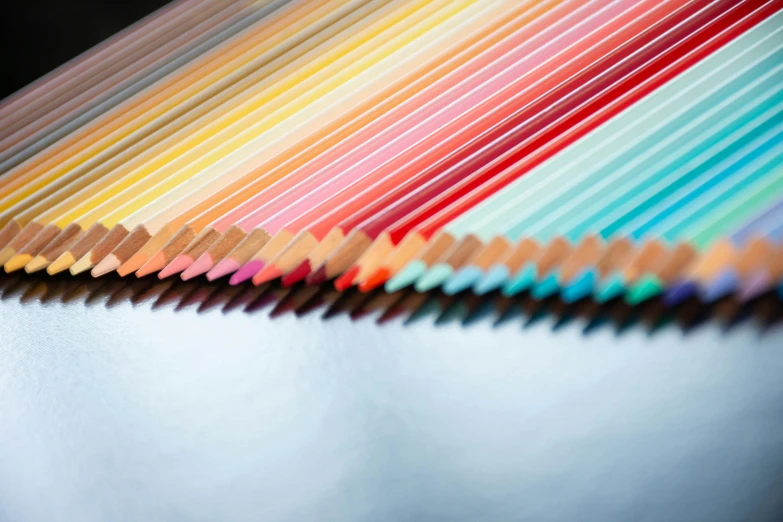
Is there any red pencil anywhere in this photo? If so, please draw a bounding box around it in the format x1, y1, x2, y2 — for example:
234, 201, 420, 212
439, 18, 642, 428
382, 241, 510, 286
359, 0, 774, 292
237, 0, 685, 286
184, 0, 599, 281
326, 0, 731, 290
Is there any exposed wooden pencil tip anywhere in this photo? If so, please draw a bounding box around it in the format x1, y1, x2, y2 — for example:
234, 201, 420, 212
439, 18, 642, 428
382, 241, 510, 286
47, 252, 77, 275
92, 255, 120, 277
0, 247, 16, 266
24, 255, 50, 274
0, 220, 22, 251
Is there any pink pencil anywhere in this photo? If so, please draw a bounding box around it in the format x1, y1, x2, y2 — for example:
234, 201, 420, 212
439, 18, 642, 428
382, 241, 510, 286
204, 0, 636, 283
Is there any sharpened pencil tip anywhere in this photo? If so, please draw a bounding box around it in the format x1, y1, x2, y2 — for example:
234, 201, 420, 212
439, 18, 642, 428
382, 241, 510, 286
701, 270, 740, 302
137, 252, 166, 278
474, 265, 510, 295
739, 271, 770, 302
117, 253, 147, 277
69, 254, 95, 275
501, 263, 536, 297
663, 280, 698, 306
160, 255, 192, 279
206, 258, 240, 281
334, 265, 360, 291
24, 255, 51, 274
385, 261, 426, 293
306, 265, 328, 285
251, 264, 283, 286
91, 255, 120, 277
358, 267, 390, 293
229, 260, 263, 285
530, 270, 561, 300
443, 266, 483, 296
414, 264, 452, 293
595, 273, 625, 302
48, 252, 76, 275
281, 260, 311, 287
182, 254, 214, 281
625, 275, 663, 305
4, 254, 32, 273
561, 269, 596, 303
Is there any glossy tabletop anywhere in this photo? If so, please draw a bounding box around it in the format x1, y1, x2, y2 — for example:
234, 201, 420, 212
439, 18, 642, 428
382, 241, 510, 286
0, 273, 782, 522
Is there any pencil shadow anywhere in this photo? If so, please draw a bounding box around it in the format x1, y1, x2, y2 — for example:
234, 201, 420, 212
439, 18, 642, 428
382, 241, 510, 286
1, 272, 781, 336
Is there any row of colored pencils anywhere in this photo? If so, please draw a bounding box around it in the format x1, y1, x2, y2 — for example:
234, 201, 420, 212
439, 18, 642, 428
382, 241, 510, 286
1, 0, 781, 308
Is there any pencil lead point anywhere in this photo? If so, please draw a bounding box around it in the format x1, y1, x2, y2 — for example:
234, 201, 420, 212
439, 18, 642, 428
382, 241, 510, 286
160, 255, 192, 279
443, 266, 483, 296
69, 254, 95, 275
385, 261, 426, 293
137, 252, 166, 278
501, 263, 536, 297
117, 253, 147, 277
206, 258, 240, 281
414, 264, 452, 293
625, 275, 663, 305
739, 271, 770, 302
250, 263, 282, 286
281, 260, 311, 287
4, 254, 32, 273
701, 270, 739, 303
530, 270, 561, 300
561, 269, 596, 303
182, 254, 214, 281
594, 273, 626, 303
334, 265, 360, 291
474, 265, 509, 295
305, 265, 328, 285
358, 268, 390, 293
48, 252, 77, 275
91, 255, 120, 277
24, 255, 50, 274
229, 260, 263, 285
663, 280, 698, 307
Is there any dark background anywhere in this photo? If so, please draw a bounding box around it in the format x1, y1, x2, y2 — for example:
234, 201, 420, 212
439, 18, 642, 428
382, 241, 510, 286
1, 0, 169, 100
